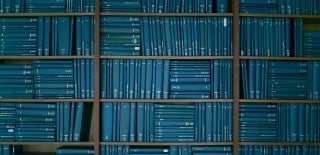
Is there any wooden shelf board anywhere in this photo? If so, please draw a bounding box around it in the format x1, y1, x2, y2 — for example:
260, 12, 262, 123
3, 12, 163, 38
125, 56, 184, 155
240, 142, 320, 146
240, 99, 320, 103
0, 12, 94, 17
0, 99, 94, 103
0, 56, 94, 60
100, 56, 233, 60
0, 142, 94, 145
240, 56, 320, 61
100, 99, 233, 103
239, 13, 320, 18
100, 12, 233, 17
100, 142, 233, 146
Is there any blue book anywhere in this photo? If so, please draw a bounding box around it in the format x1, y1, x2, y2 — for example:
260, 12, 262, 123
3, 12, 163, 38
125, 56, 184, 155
119, 103, 130, 141
145, 60, 153, 99
129, 103, 137, 142
56, 146, 94, 155
73, 102, 92, 142
137, 102, 144, 142
129, 60, 135, 99
75, 17, 82, 55
63, 103, 70, 142
112, 59, 120, 99
101, 102, 113, 141
120, 59, 126, 98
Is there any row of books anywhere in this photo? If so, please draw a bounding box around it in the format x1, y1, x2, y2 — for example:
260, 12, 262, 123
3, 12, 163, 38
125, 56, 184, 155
240, 145, 320, 155
101, 0, 230, 13
278, 103, 320, 142
56, 146, 93, 155
240, 60, 319, 100
0, 102, 91, 142
240, 17, 291, 56
100, 145, 232, 155
100, 16, 232, 56
0, 60, 94, 99
0, 17, 94, 56
240, 17, 318, 57
56, 102, 92, 142
100, 59, 232, 99
239, 0, 320, 15
0, 145, 20, 155
101, 102, 232, 142
240, 103, 320, 142
0, 0, 94, 13
37, 16, 94, 56
303, 31, 320, 57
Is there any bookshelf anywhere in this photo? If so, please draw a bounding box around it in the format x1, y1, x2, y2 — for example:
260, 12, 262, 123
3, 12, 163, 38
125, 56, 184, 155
0, 0, 319, 155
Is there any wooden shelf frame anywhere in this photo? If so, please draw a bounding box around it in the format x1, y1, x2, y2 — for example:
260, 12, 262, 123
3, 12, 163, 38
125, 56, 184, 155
0, 1, 320, 155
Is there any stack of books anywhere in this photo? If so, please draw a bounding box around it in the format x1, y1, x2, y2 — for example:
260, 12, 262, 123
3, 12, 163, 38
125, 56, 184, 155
15, 103, 56, 142
33, 60, 75, 99
0, 18, 38, 56
101, 0, 141, 12
239, 104, 278, 142
303, 31, 320, 57
100, 17, 141, 56
25, 0, 66, 12
267, 61, 308, 99
0, 64, 34, 99
170, 61, 211, 99
0, 103, 15, 141
154, 103, 196, 142
56, 146, 94, 155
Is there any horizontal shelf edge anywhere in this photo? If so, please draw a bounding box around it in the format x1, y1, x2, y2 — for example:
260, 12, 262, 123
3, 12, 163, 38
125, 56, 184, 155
100, 142, 233, 146
240, 99, 320, 103
100, 99, 233, 103
0, 13, 94, 17
100, 56, 233, 60
0, 142, 94, 145
100, 12, 233, 17
0, 56, 94, 60
0, 99, 94, 103
240, 142, 320, 146
239, 56, 320, 60
239, 13, 320, 18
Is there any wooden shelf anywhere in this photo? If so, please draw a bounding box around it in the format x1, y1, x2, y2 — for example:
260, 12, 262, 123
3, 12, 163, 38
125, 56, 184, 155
240, 56, 320, 61
240, 99, 320, 104
0, 12, 94, 17
240, 142, 320, 146
100, 12, 233, 17
100, 142, 233, 146
0, 99, 94, 103
0, 56, 94, 60
100, 99, 233, 103
1, 1, 320, 155
0, 142, 94, 146
100, 56, 233, 60
239, 13, 320, 18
